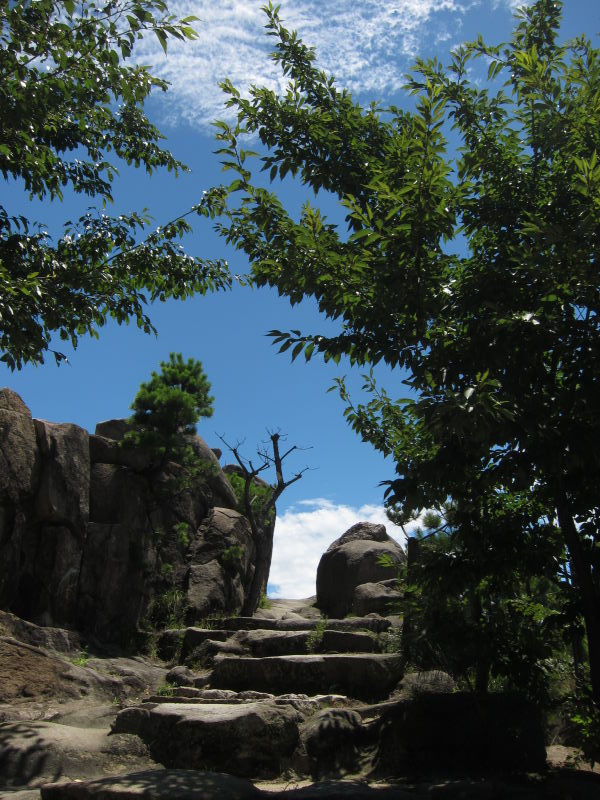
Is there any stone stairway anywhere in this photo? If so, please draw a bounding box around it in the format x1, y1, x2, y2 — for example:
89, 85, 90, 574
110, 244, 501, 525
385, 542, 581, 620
108, 609, 404, 783
37, 603, 565, 798
157, 613, 401, 701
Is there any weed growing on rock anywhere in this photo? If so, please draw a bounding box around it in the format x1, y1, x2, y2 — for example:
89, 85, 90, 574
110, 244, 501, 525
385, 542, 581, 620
155, 682, 176, 697
71, 646, 89, 667
306, 617, 328, 654
147, 588, 188, 630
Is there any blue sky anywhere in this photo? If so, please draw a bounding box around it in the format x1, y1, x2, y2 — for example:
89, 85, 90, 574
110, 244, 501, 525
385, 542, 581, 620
2, 0, 594, 596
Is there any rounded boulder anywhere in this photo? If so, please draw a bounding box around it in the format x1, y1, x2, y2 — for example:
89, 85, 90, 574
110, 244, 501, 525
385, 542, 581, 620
316, 522, 405, 618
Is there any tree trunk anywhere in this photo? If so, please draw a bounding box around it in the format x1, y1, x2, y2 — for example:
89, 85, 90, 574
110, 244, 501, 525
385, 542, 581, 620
242, 528, 273, 616
400, 536, 419, 670
556, 490, 600, 706
571, 625, 587, 696
468, 588, 490, 693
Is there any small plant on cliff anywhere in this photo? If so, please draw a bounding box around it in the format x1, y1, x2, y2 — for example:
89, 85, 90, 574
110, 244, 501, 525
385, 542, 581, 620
219, 544, 244, 575
71, 645, 89, 667
173, 521, 191, 548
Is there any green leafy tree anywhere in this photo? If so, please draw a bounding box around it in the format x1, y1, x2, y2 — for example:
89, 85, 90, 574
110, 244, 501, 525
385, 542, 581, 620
208, 1, 600, 704
0, 0, 231, 369
126, 352, 213, 465
398, 496, 567, 699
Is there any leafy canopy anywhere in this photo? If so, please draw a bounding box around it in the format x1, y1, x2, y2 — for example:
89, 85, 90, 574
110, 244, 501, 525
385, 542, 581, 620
208, 1, 600, 704
400, 496, 567, 699
0, 0, 231, 369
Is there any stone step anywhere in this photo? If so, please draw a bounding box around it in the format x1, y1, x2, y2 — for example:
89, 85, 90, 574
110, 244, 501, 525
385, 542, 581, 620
180, 628, 384, 665
210, 654, 403, 702
144, 688, 353, 715
157, 627, 230, 661
159, 621, 394, 664
219, 616, 391, 633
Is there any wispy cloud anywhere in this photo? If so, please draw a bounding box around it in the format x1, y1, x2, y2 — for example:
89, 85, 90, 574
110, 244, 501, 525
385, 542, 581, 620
268, 497, 424, 599
136, 0, 474, 129
493, 0, 532, 9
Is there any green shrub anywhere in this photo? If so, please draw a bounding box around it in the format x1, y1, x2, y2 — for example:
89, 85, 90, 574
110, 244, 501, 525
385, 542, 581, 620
219, 544, 243, 574
156, 682, 176, 697
160, 562, 173, 578
228, 472, 274, 524
147, 588, 188, 630
173, 521, 190, 548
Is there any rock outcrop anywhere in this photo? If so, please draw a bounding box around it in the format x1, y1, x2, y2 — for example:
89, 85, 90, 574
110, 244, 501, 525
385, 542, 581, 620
316, 522, 405, 618
0, 389, 270, 644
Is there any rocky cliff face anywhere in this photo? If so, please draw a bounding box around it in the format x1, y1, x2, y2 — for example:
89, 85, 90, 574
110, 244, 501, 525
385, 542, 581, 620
0, 388, 271, 644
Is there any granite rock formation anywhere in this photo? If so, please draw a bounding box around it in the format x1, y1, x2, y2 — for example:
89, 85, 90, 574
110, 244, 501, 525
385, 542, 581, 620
0, 388, 273, 644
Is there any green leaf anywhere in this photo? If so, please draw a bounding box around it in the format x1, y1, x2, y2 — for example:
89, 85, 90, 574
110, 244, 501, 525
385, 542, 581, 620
155, 29, 168, 54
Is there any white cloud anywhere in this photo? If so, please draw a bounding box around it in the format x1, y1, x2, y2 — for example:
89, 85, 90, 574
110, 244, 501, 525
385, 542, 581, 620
492, 0, 532, 9
134, 0, 472, 129
268, 497, 424, 599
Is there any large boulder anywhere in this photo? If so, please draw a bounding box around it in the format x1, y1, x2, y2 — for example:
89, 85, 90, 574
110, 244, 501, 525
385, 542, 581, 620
0, 390, 41, 609
34, 419, 90, 531
0, 720, 153, 789
351, 580, 402, 617
316, 523, 405, 618
186, 508, 256, 621
77, 522, 157, 642
0, 399, 92, 626
94, 420, 238, 510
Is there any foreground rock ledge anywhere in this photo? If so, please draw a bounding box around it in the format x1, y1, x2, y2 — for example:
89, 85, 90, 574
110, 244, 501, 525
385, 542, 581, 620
38, 770, 600, 800
40, 769, 261, 799
113, 701, 301, 777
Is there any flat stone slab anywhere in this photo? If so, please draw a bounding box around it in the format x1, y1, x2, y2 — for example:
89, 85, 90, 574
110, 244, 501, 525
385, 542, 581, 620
113, 701, 301, 778
231, 628, 381, 656
0, 720, 153, 789
40, 769, 261, 799
211, 654, 403, 702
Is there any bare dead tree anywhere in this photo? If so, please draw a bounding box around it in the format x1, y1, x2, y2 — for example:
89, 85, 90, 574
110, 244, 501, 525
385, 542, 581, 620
218, 431, 309, 615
